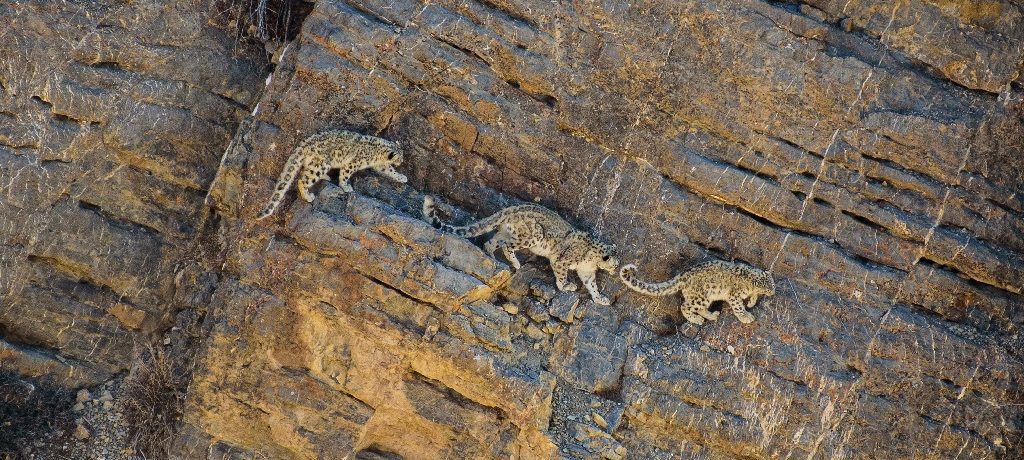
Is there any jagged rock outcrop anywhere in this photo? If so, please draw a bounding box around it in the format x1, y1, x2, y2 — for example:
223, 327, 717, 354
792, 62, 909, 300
2, 0, 1023, 459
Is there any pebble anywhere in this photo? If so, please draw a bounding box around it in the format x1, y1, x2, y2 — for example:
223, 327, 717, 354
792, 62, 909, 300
99, 390, 113, 402
422, 317, 440, 340
502, 303, 519, 315
76, 389, 91, 403
726, 345, 735, 355
73, 424, 90, 440
699, 344, 711, 353
592, 412, 608, 429
72, 402, 85, 412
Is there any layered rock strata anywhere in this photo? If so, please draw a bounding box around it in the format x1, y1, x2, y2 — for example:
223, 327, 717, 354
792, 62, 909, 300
2, 0, 1022, 459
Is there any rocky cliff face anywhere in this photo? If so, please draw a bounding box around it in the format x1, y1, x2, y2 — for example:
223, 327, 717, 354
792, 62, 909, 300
0, 0, 267, 454
2, 0, 1023, 459
0, 0, 265, 389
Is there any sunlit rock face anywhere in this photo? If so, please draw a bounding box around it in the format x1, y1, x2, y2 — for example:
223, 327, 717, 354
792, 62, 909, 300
4, 0, 1024, 459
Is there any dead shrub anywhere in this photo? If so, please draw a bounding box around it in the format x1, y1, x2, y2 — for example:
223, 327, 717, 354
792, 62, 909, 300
215, 0, 314, 44
120, 345, 188, 459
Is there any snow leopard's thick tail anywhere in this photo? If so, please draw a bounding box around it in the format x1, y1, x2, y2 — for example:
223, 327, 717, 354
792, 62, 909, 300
618, 264, 684, 296
422, 196, 506, 237
257, 147, 306, 220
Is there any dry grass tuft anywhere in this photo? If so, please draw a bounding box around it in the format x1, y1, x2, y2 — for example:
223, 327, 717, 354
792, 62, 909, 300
216, 0, 314, 44
120, 345, 188, 459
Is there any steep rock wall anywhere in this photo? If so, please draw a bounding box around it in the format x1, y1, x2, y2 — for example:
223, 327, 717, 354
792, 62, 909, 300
1, 0, 1022, 459
183, 0, 1024, 459
0, 0, 266, 389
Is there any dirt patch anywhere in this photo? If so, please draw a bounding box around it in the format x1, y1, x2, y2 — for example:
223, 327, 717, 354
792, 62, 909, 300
0, 371, 74, 458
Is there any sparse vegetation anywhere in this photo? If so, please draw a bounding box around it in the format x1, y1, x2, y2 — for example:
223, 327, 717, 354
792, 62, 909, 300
120, 345, 189, 459
216, 0, 313, 44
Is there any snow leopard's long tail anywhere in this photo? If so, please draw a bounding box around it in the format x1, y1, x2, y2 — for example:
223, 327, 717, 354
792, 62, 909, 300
257, 147, 305, 219
422, 196, 506, 237
619, 264, 684, 296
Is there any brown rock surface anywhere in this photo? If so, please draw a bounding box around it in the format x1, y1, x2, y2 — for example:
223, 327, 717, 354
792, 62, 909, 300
0, 0, 266, 389
3, 0, 1024, 459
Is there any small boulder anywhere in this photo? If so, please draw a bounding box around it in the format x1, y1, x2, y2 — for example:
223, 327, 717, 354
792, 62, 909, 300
526, 301, 551, 323
549, 291, 580, 323
73, 424, 90, 440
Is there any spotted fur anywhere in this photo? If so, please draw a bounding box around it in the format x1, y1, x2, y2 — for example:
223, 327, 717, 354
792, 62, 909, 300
619, 260, 775, 324
423, 196, 618, 305
257, 130, 406, 219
